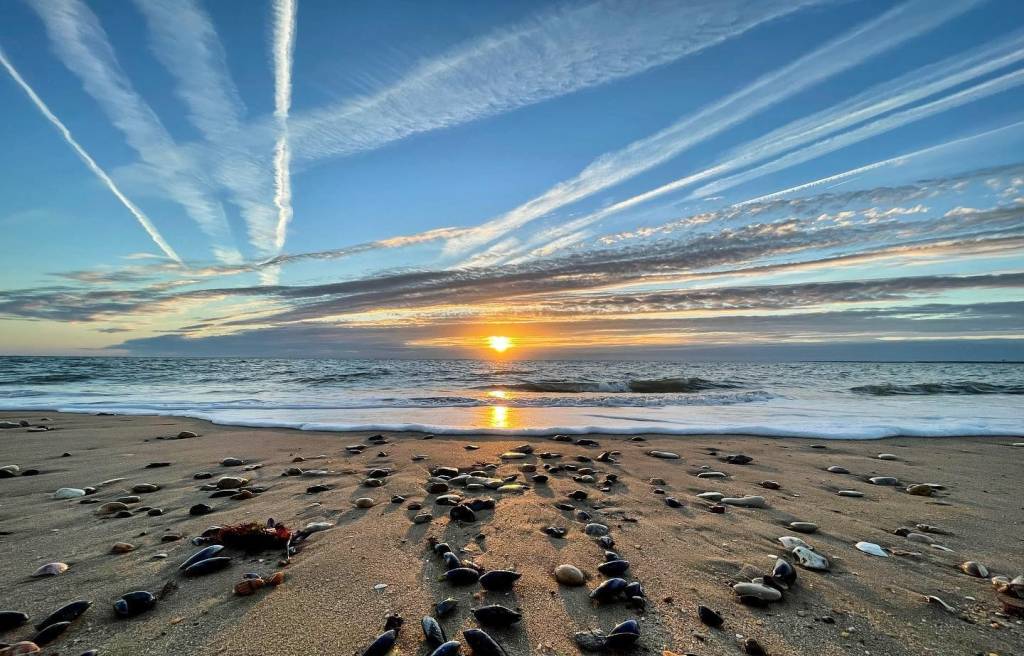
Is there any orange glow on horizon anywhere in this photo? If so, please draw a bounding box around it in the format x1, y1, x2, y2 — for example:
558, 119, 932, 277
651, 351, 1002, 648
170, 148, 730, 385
487, 335, 513, 353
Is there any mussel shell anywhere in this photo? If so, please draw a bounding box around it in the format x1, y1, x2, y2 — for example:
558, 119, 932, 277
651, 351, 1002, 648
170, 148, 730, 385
433, 542, 453, 556
610, 619, 639, 635
771, 558, 797, 588
466, 498, 495, 511
436, 598, 457, 617
472, 605, 522, 627
463, 629, 507, 656
443, 552, 463, 571
445, 568, 480, 585
113, 591, 156, 618
597, 560, 630, 576
449, 505, 477, 522
623, 581, 644, 598
361, 629, 397, 656
178, 544, 224, 570
36, 600, 91, 630
383, 613, 404, 634
422, 616, 447, 648
604, 631, 639, 651
0, 610, 29, 631
479, 570, 521, 591
183, 556, 232, 577
589, 577, 627, 602
32, 620, 70, 646
574, 631, 608, 652
427, 641, 461, 656
697, 604, 723, 627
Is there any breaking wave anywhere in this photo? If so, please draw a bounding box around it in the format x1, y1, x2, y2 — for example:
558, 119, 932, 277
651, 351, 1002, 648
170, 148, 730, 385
851, 381, 1024, 396
492, 377, 741, 393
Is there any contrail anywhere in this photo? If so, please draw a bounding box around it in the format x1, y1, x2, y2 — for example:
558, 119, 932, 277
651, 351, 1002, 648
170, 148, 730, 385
272, 0, 297, 254
0, 46, 182, 264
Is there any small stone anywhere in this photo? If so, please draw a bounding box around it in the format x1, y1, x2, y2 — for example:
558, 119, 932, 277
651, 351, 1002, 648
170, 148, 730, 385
906, 484, 934, 496
53, 488, 86, 499
868, 476, 899, 485
698, 604, 723, 628
826, 465, 850, 474
231, 489, 255, 500
96, 502, 129, 515
837, 490, 864, 497
789, 521, 818, 533
665, 497, 683, 508
647, 450, 681, 459
721, 495, 767, 508
111, 542, 135, 554
132, 484, 160, 493
733, 582, 782, 602
216, 476, 247, 489
760, 480, 780, 490
177, 431, 198, 439
554, 564, 586, 586
147, 508, 164, 516
144, 462, 171, 469
355, 498, 375, 508
32, 562, 68, 577
221, 457, 244, 467
413, 513, 433, 524
161, 534, 183, 542
743, 638, 768, 656
877, 453, 898, 460
193, 472, 213, 479
961, 561, 989, 578
189, 503, 213, 516
697, 471, 727, 479
584, 523, 609, 537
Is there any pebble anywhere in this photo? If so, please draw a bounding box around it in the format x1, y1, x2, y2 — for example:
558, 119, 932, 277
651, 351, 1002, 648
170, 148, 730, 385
646, 450, 681, 459
53, 488, 86, 499
961, 561, 989, 578
215, 476, 248, 489
221, 457, 244, 466
177, 431, 199, 439
355, 498, 375, 508
194, 472, 213, 479
696, 491, 724, 502
868, 476, 899, 485
32, 562, 68, 577
760, 480, 780, 490
231, 490, 255, 500
413, 513, 433, 524
584, 523, 609, 537
144, 462, 171, 468
905, 484, 934, 496
721, 496, 767, 508
554, 564, 586, 586
110, 542, 135, 554
826, 465, 850, 474
698, 604, 723, 628
837, 490, 864, 497
697, 471, 727, 479
877, 453, 898, 460
132, 484, 160, 493
789, 521, 818, 533
855, 541, 889, 557
733, 582, 782, 602
189, 503, 213, 516
665, 497, 683, 508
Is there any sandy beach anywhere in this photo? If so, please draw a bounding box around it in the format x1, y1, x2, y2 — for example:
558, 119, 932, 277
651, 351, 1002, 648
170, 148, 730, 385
0, 411, 1022, 656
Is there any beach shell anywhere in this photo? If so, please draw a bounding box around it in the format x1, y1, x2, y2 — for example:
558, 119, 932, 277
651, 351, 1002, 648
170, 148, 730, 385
183, 556, 232, 577
733, 582, 782, 602
463, 629, 506, 656
837, 490, 864, 497
574, 630, 609, 652
95, 502, 129, 515
179, 545, 224, 570
855, 541, 889, 557
53, 488, 86, 499
698, 605, 723, 628
31, 562, 68, 577
113, 591, 156, 618
479, 570, 521, 591
0, 465, 20, 478
221, 457, 243, 466
355, 498, 375, 509
598, 560, 630, 576
793, 546, 830, 571
360, 630, 396, 656
646, 451, 681, 459
472, 605, 522, 627
868, 476, 899, 485
696, 491, 724, 502
779, 536, 812, 550
234, 577, 265, 596
789, 521, 818, 534
905, 483, 935, 496
31, 621, 70, 646
826, 466, 850, 474
0, 611, 30, 631
427, 641, 461, 656
771, 558, 798, 589
961, 561, 989, 578
436, 598, 458, 617
2, 642, 41, 655
449, 505, 476, 522
590, 577, 628, 602
445, 567, 480, 585
422, 616, 447, 648
215, 476, 248, 489
760, 480, 781, 489
721, 496, 767, 508
554, 564, 586, 586
189, 503, 213, 516
877, 453, 898, 460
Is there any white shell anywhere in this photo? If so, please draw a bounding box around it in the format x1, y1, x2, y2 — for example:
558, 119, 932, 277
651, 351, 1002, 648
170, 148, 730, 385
53, 487, 86, 499
721, 495, 767, 508
778, 536, 811, 550
855, 541, 889, 557
793, 545, 830, 571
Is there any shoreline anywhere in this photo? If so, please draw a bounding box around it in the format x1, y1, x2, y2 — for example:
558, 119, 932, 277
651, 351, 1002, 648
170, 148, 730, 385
1, 411, 1022, 655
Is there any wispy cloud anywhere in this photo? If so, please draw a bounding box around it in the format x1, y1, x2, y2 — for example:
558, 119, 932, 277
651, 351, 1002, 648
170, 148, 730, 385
445, 0, 984, 261
271, 0, 297, 256
0, 45, 182, 263
30, 0, 241, 263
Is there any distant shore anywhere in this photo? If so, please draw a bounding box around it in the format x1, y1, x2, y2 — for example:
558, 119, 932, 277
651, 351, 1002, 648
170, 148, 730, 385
0, 411, 1021, 655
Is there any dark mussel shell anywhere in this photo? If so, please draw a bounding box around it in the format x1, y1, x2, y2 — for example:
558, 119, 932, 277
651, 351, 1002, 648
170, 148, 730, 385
604, 631, 639, 651
449, 505, 477, 522
0, 610, 29, 631
589, 577, 627, 602
436, 597, 458, 617
361, 629, 397, 656
443, 552, 463, 571
422, 616, 447, 648
472, 604, 522, 627
604, 550, 621, 562
178, 544, 224, 570
463, 629, 507, 656
465, 498, 495, 512
428, 641, 461, 656
383, 613, 403, 634
479, 570, 521, 591
183, 556, 232, 577
771, 558, 797, 589
36, 600, 91, 630
445, 568, 480, 585
623, 581, 644, 598
433, 542, 453, 556
598, 536, 615, 549
697, 605, 723, 628
113, 591, 156, 618
543, 526, 567, 538
32, 620, 71, 646
597, 560, 630, 576
574, 631, 608, 652
611, 619, 639, 635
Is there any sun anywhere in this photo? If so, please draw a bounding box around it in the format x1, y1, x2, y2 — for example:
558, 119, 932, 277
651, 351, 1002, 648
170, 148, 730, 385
487, 335, 513, 353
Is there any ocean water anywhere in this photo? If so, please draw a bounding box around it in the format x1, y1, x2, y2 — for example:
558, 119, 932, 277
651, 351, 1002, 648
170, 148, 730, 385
0, 357, 1021, 439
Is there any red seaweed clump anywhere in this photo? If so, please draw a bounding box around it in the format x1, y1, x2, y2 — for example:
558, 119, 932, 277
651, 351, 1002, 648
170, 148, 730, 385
212, 520, 291, 553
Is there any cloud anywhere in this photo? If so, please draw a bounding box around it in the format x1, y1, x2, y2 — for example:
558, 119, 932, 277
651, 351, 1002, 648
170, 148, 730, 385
30, 0, 243, 263
0, 46, 182, 263
446, 0, 987, 261
271, 0, 297, 255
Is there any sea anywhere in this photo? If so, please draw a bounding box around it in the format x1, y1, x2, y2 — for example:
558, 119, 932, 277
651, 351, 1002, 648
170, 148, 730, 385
0, 357, 1021, 439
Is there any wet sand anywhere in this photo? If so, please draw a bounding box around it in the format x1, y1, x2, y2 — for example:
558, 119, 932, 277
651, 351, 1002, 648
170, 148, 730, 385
0, 411, 1022, 656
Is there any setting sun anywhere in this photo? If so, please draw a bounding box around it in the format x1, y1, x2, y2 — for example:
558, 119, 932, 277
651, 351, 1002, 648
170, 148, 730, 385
487, 335, 513, 353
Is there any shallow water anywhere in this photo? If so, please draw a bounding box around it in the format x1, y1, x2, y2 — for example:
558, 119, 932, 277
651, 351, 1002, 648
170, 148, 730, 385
1, 357, 1021, 438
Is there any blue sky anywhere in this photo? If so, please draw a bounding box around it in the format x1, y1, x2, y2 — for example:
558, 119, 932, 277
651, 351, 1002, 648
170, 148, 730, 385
1, 0, 1023, 359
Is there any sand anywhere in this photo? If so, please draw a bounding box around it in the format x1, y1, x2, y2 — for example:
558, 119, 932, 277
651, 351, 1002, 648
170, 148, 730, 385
0, 411, 1022, 656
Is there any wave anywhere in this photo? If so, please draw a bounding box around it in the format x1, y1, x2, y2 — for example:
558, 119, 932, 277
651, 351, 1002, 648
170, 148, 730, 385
851, 381, 1024, 396
0, 373, 96, 385
493, 377, 741, 393
289, 369, 392, 385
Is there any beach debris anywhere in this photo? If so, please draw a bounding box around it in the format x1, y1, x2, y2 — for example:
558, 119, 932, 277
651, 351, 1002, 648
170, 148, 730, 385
30, 621, 70, 646
0, 642, 41, 655
760, 480, 781, 489
788, 521, 817, 534
53, 488, 85, 499
220, 457, 243, 466
479, 570, 521, 591
110, 542, 135, 554
189, 503, 213, 516
463, 629, 506, 656
183, 557, 232, 577
960, 561, 989, 578
113, 591, 156, 618
360, 630, 397, 656
210, 521, 291, 552
876, 453, 898, 460
905, 484, 934, 496
925, 595, 956, 612
837, 490, 864, 497
31, 562, 68, 577
472, 605, 522, 627
0, 611, 29, 631
826, 465, 849, 474
234, 577, 265, 596
422, 616, 447, 648
646, 451, 680, 459
855, 541, 889, 557
554, 564, 586, 586
868, 476, 899, 485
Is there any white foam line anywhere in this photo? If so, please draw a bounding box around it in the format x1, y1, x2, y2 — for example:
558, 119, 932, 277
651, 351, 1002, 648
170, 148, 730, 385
0, 46, 182, 263
272, 0, 297, 255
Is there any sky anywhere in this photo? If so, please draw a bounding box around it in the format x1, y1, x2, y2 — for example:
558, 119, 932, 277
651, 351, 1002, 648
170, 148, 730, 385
0, 0, 1023, 360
